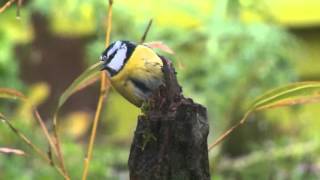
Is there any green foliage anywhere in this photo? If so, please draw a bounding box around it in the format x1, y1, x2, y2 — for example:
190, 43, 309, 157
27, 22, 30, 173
215, 140, 320, 179
180, 0, 298, 141
0, 9, 28, 89
208, 82, 320, 150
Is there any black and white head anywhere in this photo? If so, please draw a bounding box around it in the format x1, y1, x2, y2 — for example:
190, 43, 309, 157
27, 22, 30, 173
100, 40, 136, 76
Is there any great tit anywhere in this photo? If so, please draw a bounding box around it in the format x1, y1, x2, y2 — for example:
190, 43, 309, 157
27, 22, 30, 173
100, 40, 164, 107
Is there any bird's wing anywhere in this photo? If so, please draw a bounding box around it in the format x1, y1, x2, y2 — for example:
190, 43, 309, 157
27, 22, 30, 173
127, 59, 164, 94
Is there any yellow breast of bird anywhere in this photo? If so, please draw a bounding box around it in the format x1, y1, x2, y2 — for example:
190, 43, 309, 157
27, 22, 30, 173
110, 45, 164, 107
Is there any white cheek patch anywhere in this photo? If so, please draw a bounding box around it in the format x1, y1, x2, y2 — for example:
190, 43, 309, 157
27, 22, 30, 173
107, 41, 121, 57
108, 45, 127, 71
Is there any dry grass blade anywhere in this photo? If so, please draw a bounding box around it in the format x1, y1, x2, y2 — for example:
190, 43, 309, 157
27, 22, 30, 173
0, 88, 26, 100
0, 115, 48, 161
33, 109, 57, 158
51, 61, 103, 179
144, 41, 175, 54
32, 109, 70, 179
0, 88, 69, 179
140, 19, 153, 44
81, 73, 110, 180
52, 114, 69, 178
0, 114, 67, 178
16, 0, 22, 19
208, 111, 252, 150
0, 147, 26, 156
34, 109, 70, 179
47, 146, 54, 166
249, 82, 320, 109
0, 0, 16, 13
81, 1, 113, 179
0, 88, 66, 177
105, 0, 113, 47
0, 89, 57, 154
0, 0, 24, 17
58, 62, 102, 108
209, 81, 320, 150
255, 95, 320, 111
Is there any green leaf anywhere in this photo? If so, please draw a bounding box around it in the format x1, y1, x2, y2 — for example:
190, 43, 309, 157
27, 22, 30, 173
57, 62, 103, 109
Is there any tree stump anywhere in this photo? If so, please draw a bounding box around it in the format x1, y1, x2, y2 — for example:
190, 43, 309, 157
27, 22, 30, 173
128, 57, 210, 180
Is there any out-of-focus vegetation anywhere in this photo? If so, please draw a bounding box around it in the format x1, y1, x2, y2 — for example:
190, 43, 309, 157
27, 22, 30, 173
1, 0, 320, 179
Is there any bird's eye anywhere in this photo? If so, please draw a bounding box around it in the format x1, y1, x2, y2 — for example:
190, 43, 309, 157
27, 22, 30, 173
120, 44, 127, 49
100, 55, 108, 62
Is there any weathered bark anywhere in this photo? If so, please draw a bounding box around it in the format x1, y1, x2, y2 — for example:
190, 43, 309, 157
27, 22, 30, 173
128, 57, 210, 180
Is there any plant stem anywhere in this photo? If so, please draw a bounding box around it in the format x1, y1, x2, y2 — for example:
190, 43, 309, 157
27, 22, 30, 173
208, 111, 252, 150
140, 19, 153, 44
33, 109, 59, 161
52, 114, 70, 179
81, 72, 109, 180
34, 109, 70, 179
105, 0, 113, 47
81, 1, 113, 180
0, 115, 68, 179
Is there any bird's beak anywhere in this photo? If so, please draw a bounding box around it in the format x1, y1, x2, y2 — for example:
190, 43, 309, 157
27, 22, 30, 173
100, 55, 109, 70
100, 55, 117, 76
101, 64, 117, 77
100, 55, 108, 61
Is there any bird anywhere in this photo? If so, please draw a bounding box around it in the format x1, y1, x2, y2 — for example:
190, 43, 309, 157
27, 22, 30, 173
100, 40, 164, 107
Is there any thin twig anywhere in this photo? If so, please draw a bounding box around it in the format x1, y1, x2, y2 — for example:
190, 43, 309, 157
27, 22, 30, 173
140, 19, 153, 44
81, 73, 109, 180
52, 114, 69, 179
81, 1, 113, 179
0, 88, 69, 179
34, 108, 70, 179
33, 109, 59, 161
2, 118, 47, 160
0, 0, 16, 13
208, 111, 252, 150
16, 0, 22, 19
105, 0, 113, 47
48, 146, 54, 166
0, 147, 25, 156
33, 109, 69, 178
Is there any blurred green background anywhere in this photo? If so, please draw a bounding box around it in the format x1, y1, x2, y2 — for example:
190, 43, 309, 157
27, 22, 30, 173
1, 0, 320, 179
